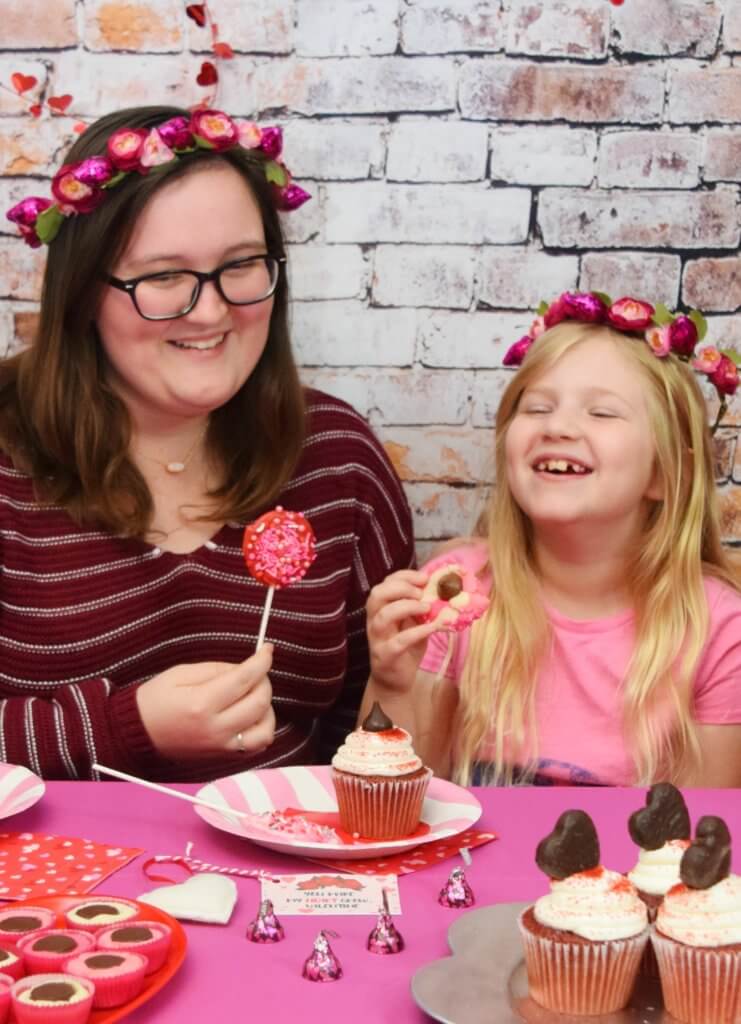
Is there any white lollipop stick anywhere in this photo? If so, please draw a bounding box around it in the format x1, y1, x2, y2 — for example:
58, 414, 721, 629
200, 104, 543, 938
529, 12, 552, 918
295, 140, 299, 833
256, 585, 275, 651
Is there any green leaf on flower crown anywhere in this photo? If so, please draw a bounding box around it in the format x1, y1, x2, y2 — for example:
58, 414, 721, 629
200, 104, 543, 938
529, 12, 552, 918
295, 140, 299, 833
652, 303, 674, 327
721, 348, 741, 366
592, 291, 612, 307
193, 134, 215, 150
688, 309, 708, 341
102, 171, 127, 190
536, 300, 549, 316
35, 205, 65, 244
264, 160, 288, 186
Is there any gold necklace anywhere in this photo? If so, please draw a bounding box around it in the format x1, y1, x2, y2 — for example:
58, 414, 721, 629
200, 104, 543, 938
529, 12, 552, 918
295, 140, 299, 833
135, 425, 208, 475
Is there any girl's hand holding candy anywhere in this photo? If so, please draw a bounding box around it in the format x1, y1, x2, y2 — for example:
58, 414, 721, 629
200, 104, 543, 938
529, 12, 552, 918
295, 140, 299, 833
366, 569, 440, 693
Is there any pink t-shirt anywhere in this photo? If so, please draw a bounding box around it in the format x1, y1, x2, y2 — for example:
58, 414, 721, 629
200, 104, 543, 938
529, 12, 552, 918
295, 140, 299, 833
419, 543, 741, 786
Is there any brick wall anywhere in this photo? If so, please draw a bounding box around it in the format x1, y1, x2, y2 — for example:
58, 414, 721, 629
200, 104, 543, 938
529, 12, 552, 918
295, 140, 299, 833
1, 0, 740, 556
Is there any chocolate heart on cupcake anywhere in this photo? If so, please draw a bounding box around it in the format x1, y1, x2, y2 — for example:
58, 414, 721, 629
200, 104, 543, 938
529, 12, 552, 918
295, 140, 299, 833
535, 809, 600, 880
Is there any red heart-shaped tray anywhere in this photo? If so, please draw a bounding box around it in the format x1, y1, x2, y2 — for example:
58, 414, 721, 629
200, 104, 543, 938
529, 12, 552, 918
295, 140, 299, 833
2, 894, 186, 1023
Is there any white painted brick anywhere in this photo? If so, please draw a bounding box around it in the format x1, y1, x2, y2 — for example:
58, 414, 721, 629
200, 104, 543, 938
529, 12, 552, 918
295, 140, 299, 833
324, 183, 531, 244
280, 187, 323, 245
705, 315, 741, 349
478, 249, 579, 310
471, 369, 517, 428
84, 0, 183, 52
668, 67, 741, 125
725, 3, 741, 51
0, 238, 44, 303
704, 130, 741, 183
387, 121, 488, 183
506, 0, 608, 59
0, 60, 48, 116
613, 0, 721, 57
295, 0, 398, 56
0, 179, 39, 226
417, 310, 532, 368
401, 0, 505, 54
405, 482, 487, 540
579, 253, 681, 307
539, 186, 740, 250
50, 53, 196, 117
373, 245, 474, 309
376, 425, 494, 483
282, 121, 385, 180
187, 0, 293, 54
598, 131, 701, 189
489, 127, 596, 186
0, 305, 13, 358
286, 245, 368, 300
292, 301, 415, 366
0, 117, 71, 177
250, 57, 455, 115
299, 367, 472, 425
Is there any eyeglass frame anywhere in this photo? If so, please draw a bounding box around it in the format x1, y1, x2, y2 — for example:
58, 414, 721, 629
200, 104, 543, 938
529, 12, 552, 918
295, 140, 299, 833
105, 253, 286, 321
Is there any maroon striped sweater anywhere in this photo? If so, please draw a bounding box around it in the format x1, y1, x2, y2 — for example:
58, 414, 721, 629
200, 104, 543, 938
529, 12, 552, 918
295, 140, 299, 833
0, 390, 415, 782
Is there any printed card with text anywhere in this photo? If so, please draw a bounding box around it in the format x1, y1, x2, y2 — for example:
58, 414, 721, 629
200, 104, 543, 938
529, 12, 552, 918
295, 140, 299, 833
261, 872, 401, 916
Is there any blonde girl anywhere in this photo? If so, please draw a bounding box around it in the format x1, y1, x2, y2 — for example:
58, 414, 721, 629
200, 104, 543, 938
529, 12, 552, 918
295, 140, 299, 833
363, 295, 741, 787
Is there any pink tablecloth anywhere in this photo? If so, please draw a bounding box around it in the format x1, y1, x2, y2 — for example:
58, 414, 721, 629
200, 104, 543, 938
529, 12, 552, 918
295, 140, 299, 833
9, 783, 741, 1023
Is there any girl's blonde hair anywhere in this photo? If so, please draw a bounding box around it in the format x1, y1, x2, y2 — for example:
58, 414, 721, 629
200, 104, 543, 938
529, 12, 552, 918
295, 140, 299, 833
454, 321, 739, 787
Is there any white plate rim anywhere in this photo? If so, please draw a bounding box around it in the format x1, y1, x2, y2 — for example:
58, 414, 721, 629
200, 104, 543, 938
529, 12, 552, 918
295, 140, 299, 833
194, 764, 482, 860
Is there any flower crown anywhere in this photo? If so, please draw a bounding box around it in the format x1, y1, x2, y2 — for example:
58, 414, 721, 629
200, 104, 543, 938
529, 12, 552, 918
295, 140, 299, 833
503, 292, 739, 432
6, 109, 310, 249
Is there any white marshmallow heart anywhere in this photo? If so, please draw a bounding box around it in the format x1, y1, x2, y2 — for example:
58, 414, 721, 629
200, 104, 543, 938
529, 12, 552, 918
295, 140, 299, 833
137, 873, 238, 924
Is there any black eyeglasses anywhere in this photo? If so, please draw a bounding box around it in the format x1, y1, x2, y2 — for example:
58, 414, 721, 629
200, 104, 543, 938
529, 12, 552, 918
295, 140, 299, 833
106, 254, 285, 321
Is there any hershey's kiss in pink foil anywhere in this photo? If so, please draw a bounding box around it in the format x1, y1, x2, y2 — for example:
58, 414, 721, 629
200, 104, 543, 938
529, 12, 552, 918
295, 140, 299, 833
302, 930, 342, 982
367, 891, 404, 955
438, 866, 475, 908
246, 898, 284, 943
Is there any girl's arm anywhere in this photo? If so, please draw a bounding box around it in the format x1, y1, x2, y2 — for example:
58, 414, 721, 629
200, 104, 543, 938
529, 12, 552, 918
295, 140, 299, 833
677, 723, 741, 787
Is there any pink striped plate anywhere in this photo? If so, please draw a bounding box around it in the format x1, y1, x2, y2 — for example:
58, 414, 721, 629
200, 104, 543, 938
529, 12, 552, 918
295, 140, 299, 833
195, 765, 482, 860
0, 763, 45, 820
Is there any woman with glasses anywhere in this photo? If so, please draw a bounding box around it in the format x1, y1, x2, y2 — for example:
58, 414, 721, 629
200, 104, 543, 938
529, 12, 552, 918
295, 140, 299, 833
0, 106, 414, 782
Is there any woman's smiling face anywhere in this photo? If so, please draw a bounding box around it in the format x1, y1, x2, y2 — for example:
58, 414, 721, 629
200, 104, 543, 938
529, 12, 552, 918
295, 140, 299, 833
95, 162, 274, 428
504, 335, 662, 535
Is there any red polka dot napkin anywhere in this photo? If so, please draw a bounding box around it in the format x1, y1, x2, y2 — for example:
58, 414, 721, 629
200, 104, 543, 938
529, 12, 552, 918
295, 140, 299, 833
305, 827, 497, 876
0, 832, 142, 901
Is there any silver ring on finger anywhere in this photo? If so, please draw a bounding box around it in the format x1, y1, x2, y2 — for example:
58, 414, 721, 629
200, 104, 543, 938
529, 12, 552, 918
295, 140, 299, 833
235, 731, 245, 753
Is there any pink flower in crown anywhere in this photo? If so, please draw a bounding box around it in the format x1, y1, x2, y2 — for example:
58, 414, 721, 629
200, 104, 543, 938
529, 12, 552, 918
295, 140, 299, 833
157, 116, 193, 150
191, 109, 239, 151
529, 315, 546, 339
6, 196, 53, 248
692, 347, 722, 374
709, 355, 739, 397
236, 120, 262, 149
503, 335, 534, 367
273, 183, 311, 211
544, 292, 606, 328
107, 128, 148, 171
645, 325, 671, 358
667, 315, 698, 358
51, 160, 111, 213
258, 126, 283, 160
138, 128, 175, 170
607, 297, 655, 331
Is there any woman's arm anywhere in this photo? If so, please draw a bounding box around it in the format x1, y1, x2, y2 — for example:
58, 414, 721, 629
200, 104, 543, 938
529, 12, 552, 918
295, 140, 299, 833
676, 723, 741, 787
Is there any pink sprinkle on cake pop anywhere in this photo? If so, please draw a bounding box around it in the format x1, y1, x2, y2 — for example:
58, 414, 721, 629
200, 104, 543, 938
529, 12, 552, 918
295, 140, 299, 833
242, 506, 316, 588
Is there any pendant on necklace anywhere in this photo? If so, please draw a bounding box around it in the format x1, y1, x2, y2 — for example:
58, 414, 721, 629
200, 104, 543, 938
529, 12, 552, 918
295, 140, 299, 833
166, 461, 186, 474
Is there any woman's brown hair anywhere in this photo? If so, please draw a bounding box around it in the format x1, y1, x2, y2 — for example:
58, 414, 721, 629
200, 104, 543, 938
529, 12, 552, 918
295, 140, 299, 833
0, 105, 306, 536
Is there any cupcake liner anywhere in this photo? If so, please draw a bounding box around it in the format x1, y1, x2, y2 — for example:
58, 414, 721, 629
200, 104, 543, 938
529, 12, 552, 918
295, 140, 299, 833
96, 921, 172, 974
518, 908, 649, 1015
17, 929, 95, 975
0, 908, 56, 948
64, 950, 147, 1009
332, 768, 432, 840
0, 973, 13, 1024
0, 946, 25, 981
11, 972, 94, 1024
652, 928, 741, 1024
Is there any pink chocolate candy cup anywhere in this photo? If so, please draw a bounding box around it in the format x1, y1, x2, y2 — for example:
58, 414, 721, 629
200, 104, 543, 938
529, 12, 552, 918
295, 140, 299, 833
63, 898, 139, 934
0, 972, 13, 1024
96, 920, 172, 974
18, 930, 95, 975
0, 908, 56, 948
0, 945, 25, 981
11, 972, 94, 1024
64, 950, 147, 1009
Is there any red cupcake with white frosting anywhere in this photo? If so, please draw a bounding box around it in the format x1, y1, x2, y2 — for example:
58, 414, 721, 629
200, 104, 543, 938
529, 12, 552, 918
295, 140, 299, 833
96, 920, 172, 973
652, 815, 741, 1024
64, 950, 147, 1008
331, 702, 431, 840
17, 930, 94, 975
518, 810, 649, 1015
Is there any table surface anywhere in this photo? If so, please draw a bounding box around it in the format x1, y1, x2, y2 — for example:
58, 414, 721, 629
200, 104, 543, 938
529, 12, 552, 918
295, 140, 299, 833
7, 782, 740, 1024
